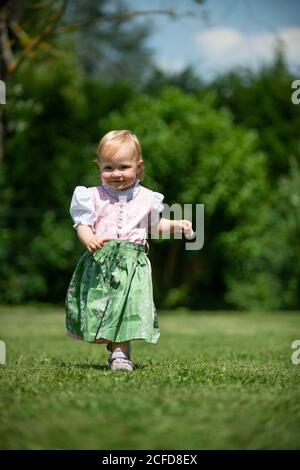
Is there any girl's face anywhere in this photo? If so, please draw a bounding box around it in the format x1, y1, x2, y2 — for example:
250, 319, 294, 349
99, 143, 142, 191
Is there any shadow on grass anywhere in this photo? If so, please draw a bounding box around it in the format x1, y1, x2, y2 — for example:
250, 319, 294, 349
68, 362, 147, 371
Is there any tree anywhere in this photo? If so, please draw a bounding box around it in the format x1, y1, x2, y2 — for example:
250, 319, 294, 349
0, 59, 135, 303
209, 46, 300, 184
0, 0, 205, 161
144, 64, 205, 95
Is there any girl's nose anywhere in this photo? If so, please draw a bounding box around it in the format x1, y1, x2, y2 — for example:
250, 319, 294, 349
112, 169, 121, 177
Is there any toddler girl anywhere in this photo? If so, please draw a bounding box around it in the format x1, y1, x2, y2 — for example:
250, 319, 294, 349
65, 130, 192, 372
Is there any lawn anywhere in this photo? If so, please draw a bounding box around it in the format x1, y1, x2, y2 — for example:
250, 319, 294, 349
0, 305, 299, 450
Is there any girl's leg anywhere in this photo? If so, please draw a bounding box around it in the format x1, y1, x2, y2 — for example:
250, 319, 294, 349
111, 341, 130, 354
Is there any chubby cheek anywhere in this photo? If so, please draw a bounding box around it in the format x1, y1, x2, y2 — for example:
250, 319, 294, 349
124, 169, 136, 180
100, 171, 110, 182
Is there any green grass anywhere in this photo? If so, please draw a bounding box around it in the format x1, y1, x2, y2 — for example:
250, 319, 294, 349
0, 305, 300, 450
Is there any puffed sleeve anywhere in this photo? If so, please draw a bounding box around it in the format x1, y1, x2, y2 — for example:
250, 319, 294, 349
69, 186, 96, 232
149, 191, 165, 226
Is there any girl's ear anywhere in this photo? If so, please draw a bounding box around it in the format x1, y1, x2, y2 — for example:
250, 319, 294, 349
137, 159, 144, 179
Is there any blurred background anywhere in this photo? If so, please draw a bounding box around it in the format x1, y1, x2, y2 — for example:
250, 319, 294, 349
1, 0, 300, 312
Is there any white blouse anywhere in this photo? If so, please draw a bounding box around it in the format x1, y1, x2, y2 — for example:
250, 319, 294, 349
70, 186, 96, 230
70, 185, 165, 232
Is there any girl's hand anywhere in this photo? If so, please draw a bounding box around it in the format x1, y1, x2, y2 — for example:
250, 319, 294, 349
175, 220, 194, 239
86, 236, 112, 252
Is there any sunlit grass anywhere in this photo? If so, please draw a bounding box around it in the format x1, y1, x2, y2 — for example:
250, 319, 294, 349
0, 306, 299, 449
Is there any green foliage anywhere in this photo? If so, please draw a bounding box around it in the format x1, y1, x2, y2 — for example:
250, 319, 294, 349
221, 157, 300, 310
1, 46, 299, 310
205, 52, 300, 310
1, 59, 133, 303
210, 49, 300, 182
144, 65, 205, 95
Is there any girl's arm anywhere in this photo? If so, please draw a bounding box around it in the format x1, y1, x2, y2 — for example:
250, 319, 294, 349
76, 224, 111, 252
157, 218, 192, 236
158, 218, 175, 235
77, 224, 95, 247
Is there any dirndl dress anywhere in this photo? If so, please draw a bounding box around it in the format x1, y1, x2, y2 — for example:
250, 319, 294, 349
65, 238, 160, 345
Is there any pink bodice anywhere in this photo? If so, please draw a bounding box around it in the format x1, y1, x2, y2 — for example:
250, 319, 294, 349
70, 183, 165, 245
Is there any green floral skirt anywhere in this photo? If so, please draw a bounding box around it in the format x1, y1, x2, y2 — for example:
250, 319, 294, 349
65, 239, 160, 346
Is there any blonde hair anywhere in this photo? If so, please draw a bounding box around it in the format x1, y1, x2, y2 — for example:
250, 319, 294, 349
96, 130, 144, 181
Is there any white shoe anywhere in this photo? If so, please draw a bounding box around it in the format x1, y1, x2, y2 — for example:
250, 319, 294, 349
108, 350, 133, 372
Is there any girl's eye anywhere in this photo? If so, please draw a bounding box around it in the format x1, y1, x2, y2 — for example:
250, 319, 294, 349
103, 166, 129, 170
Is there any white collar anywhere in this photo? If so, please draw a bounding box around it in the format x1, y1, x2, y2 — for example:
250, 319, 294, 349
101, 179, 140, 201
